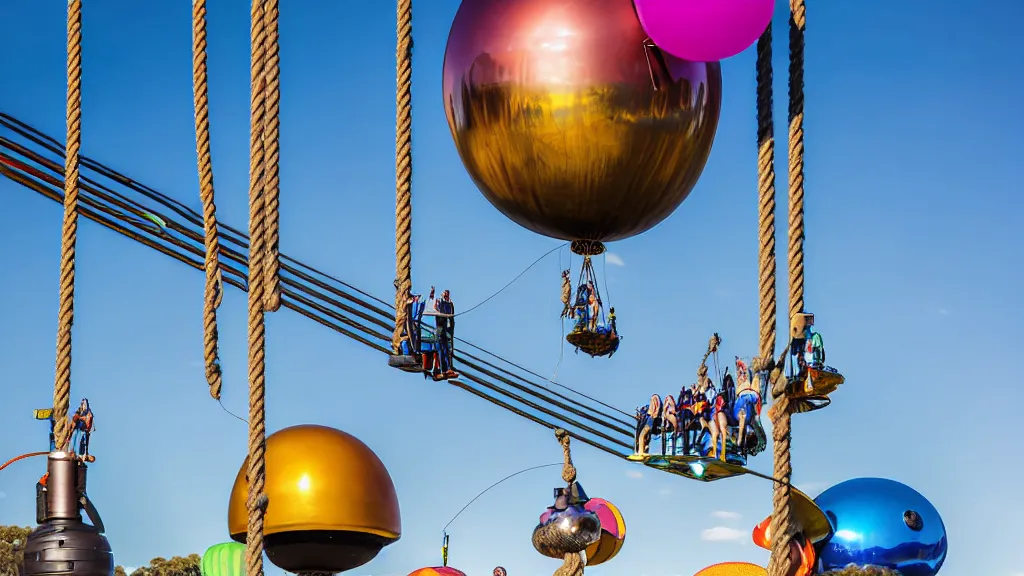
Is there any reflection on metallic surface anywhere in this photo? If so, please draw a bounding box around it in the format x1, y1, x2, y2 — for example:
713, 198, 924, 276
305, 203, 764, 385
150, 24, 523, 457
532, 504, 602, 557
442, 0, 722, 242
227, 425, 400, 573
814, 478, 947, 576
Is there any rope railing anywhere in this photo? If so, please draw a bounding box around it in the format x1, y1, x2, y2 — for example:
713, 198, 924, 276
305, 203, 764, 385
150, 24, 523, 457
0, 115, 637, 457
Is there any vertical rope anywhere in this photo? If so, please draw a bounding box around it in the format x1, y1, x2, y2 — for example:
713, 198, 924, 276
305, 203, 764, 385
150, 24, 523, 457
755, 24, 777, 366
244, 2, 269, 576
767, 1, 807, 574
261, 0, 282, 312
392, 0, 414, 353
787, 0, 806, 318
553, 429, 584, 576
191, 0, 225, 400
52, 0, 83, 451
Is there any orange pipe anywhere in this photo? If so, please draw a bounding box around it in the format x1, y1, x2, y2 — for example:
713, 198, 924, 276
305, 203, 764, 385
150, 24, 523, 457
0, 451, 49, 473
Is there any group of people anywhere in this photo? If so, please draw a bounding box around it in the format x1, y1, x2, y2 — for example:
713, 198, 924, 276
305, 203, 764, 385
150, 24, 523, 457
399, 286, 460, 381
560, 271, 617, 337
635, 357, 767, 461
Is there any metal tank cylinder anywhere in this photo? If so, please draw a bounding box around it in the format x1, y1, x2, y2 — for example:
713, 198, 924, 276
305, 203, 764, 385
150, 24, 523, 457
22, 453, 113, 576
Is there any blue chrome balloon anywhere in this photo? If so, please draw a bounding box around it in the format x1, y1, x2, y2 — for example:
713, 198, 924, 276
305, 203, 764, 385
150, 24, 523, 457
814, 477, 947, 576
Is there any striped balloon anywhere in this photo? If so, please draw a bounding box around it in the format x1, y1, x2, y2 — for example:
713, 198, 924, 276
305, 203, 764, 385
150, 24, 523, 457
407, 568, 467, 576
201, 542, 245, 576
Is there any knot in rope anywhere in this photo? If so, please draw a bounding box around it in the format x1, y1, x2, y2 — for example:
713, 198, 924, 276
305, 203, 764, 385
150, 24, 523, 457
554, 429, 576, 484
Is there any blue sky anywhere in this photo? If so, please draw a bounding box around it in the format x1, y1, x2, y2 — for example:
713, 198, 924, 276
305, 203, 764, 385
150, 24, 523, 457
1, 1, 1022, 575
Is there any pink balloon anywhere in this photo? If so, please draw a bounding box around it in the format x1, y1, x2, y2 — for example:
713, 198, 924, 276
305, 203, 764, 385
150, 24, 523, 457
633, 0, 775, 62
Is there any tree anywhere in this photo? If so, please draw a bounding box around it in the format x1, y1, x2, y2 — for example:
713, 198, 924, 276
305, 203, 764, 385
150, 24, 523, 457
129, 554, 202, 576
0, 525, 32, 576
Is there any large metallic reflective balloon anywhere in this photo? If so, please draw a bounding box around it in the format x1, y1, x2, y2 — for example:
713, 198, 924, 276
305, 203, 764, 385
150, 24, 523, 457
443, 0, 722, 242
814, 478, 948, 576
227, 425, 401, 574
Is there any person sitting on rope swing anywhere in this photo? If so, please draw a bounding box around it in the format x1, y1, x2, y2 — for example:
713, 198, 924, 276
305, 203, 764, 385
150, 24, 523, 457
805, 327, 825, 369
559, 269, 572, 319
572, 283, 591, 329
71, 398, 94, 460
587, 291, 600, 332
401, 286, 430, 356
433, 289, 459, 381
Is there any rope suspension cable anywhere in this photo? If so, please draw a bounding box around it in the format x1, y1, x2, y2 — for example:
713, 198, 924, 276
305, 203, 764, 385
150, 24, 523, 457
0, 129, 637, 451
392, 0, 414, 353
191, 0, 225, 401
5, 140, 810, 487
1, 143, 633, 441
243, 2, 274, 575
0, 114, 635, 427
51, 0, 83, 451
767, 1, 807, 574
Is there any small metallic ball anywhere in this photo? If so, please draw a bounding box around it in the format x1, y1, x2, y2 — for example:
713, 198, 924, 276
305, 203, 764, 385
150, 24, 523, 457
532, 504, 602, 558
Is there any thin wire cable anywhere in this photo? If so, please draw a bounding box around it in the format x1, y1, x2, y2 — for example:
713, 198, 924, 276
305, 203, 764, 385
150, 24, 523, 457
455, 242, 567, 317
442, 463, 561, 533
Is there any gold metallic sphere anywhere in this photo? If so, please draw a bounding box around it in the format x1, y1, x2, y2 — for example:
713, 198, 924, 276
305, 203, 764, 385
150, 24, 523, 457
442, 0, 722, 242
227, 425, 400, 573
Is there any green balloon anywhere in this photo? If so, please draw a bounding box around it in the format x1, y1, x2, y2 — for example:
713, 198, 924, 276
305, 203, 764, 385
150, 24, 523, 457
201, 542, 245, 576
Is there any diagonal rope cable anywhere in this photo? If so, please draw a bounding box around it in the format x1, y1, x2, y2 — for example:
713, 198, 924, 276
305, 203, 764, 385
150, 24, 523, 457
52, 0, 83, 451
767, 1, 807, 574
261, 0, 282, 313
392, 0, 414, 353
0, 124, 640, 451
191, 0, 225, 400
1, 133, 632, 429
244, 2, 270, 576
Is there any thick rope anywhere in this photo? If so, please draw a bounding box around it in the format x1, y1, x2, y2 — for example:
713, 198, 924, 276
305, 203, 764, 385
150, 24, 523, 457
392, 0, 414, 353
767, 2, 807, 575
52, 0, 83, 451
755, 24, 777, 366
245, 2, 269, 576
191, 0, 225, 400
261, 0, 281, 313
554, 552, 585, 576
553, 429, 583, 576
555, 428, 576, 484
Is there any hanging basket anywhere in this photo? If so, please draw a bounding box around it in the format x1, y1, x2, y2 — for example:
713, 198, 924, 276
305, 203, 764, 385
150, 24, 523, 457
566, 328, 620, 358
787, 366, 844, 399
388, 354, 423, 373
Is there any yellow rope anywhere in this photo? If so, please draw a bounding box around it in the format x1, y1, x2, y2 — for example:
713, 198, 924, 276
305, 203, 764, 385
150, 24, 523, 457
261, 0, 282, 313
191, 0, 225, 400
767, 1, 807, 574
52, 0, 83, 450
392, 0, 414, 353
245, 2, 270, 576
